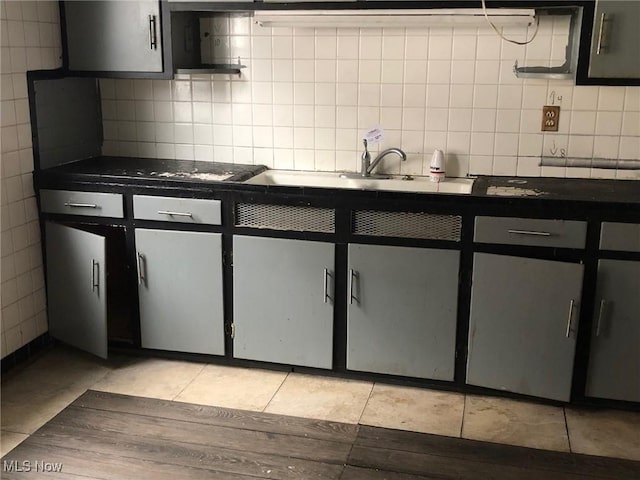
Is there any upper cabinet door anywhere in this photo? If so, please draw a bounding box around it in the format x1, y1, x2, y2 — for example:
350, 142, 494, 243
45, 222, 108, 359
63, 1, 163, 73
588, 0, 640, 78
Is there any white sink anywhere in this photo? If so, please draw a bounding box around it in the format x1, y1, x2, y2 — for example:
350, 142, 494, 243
244, 170, 475, 194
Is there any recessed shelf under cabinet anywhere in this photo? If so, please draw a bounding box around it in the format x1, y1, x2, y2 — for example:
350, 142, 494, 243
170, 10, 250, 75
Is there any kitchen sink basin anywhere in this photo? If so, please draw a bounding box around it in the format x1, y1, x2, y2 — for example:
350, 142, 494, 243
244, 170, 475, 194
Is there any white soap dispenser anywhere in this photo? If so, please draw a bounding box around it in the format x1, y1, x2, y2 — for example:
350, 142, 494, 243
430, 149, 445, 183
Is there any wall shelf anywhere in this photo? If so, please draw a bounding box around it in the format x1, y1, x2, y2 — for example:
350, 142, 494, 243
175, 60, 246, 76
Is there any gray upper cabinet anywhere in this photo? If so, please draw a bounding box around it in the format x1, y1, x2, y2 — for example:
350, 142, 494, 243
588, 0, 640, 78
586, 259, 640, 402
135, 229, 225, 355
347, 244, 459, 380
45, 222, 108, 359
63, 1, 163, 73
467, 253, 584, 402
233, 235, 334, 369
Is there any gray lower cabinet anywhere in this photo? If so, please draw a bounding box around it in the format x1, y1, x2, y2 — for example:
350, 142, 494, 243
588, 0, 640, 79
45, 222, 108, 359
347, 244, 459, 380
63, 1, 163, 73
232, 235, 334, 369
586, 259, 640, 402
135, 229, 224, 355
467, 253, 584, 402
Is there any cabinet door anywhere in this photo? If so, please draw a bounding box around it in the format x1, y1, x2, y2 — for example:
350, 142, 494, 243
64, 1, 162, 72
588, 1, 640, 78
347, 244, 459, 380
467, 253, 583, 402
233, 236, 334, 369
586, 259, 640, 402
136, 229, 224, 355
45, 222, 107, 359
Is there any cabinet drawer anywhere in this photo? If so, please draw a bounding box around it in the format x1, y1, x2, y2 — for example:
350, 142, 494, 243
600, 222, 640, 252
133, 195, 221, 225
474, 216, 587, 249
40, 190, 124, 218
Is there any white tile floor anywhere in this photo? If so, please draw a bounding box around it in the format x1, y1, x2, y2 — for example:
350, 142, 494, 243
2, 345, 639, 461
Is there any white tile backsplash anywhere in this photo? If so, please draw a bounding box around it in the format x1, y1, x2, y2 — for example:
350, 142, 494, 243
93, 16, 640, 180
1, 0, 62, 358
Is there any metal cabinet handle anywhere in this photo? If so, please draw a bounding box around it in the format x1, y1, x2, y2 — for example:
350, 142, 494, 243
566, 299, 575, 338
507, 229, 552, 237
323, 268, 332, 304
149, 15, 158, 50
595, 299, 606, 336
349, 269, 359, 305
137, 253, 146, 286
596, 13, 607, 55
157, 210, 193, 217
65, 202, 97, 208
91, 260, 99, 292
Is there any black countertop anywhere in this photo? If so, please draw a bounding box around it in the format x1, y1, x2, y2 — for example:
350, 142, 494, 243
472, 176, 640, 205
36, 156, 640, 207
39, 156, 267, 185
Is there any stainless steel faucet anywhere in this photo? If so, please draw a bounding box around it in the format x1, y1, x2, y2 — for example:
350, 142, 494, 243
360, 139, 407, 177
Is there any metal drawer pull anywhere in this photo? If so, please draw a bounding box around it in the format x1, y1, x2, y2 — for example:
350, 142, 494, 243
137, 253, 146, 286
566, 299, 575, 338
349, 269, 359, 305
91, 260, 99, 292
507, 229, 552, 237
596, 13, 607, 55
323, 268, 332, 304
65, 202, 98, 208
149, 14, 158, 50
595, 299, 607, 336
157, 210, 193, 217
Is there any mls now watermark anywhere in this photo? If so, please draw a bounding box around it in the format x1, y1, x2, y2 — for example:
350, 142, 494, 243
3, 460, 63, 473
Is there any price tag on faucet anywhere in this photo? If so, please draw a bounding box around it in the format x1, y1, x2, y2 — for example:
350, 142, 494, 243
364, 126, 384, 145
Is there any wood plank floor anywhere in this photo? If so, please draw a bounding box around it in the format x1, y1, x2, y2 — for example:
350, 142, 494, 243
2, 390, 639, 479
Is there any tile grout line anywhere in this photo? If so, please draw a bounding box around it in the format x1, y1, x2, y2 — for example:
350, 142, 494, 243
261, 370, 290, 413
356, 381, 376, 426
170, 363, 208, 402
460, 394, 467, 439
563, 407, 573, 453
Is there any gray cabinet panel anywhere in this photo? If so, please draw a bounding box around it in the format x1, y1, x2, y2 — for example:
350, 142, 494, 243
347, 244, 459, 380
467, 253, 583, 402
45, 223, 108, 359
599, 222, 640, 252
136, 229, 224, 355
40, 190, 123, 218
233, 236, 334, 369
133, 196, 222, 225
474, 217, 587, 249
589, 1, 640, 78
586, 260, 640, 402
64, 1, 162, 73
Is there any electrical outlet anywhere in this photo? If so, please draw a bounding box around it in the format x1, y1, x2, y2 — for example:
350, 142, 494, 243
541, 105, 560, 132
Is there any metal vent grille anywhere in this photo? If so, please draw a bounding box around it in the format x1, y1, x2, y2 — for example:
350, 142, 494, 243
236, 203, 335, 233
353, 210, 462, 241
